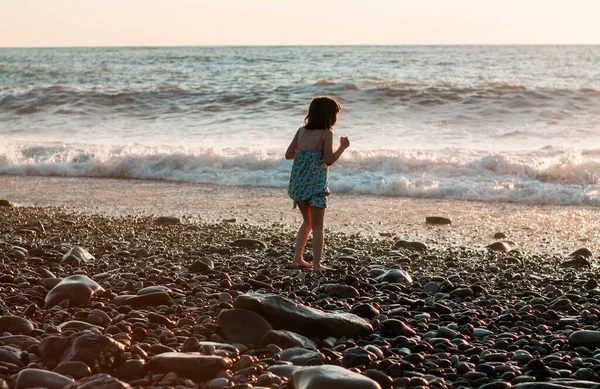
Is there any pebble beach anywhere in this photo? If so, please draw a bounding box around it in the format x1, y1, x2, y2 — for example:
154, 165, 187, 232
2, 186, 600, 389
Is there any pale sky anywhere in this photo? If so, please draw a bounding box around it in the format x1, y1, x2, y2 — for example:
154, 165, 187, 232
1, 0, 599, 47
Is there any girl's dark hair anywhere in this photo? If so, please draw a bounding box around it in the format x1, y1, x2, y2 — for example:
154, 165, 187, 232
304, 96, 342, 130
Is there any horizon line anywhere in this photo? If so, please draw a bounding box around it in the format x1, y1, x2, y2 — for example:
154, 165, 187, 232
1, 43, 600, 49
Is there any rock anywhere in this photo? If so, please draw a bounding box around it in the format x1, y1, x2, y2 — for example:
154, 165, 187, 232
513, 382, 600, 389
570, 330, 600, 347
14, 368, 74, 389
112, 292, 172, 306
232, 238, 267, 249
115, 359, 146, 380
493, 232, 507, 239
63, 373, 132, 389
0, 315, 34, 335
425, 216, 451, 225
449, 287, 474, 298
0, 345, 25, 367
190, 257, 215, 272
393, 240, 427, 251
137, 285, 172, 295
149, 353, 231, 380
57, 320, 103, 332
0, 200, 14, 208
487, 241, 513, 251
53, 361, 92, 379
0, 335, 39, 349
60, 246, 94, 266
217, 308, 273, 345
377, 269, 412, 284
381, 319, 416, 337
278, 347, 326, 365
44, 275, 104, 309
351, 304, 380, 319
234, 293, 373, 338
560, 256, 591, 268
39, 332, 125, 373
423, 281, 440, 294
154, 216, 180, 225
292, 365, 381, 389
569, 248, 593, 258
259, 330, 317, 350
343, 347, 377, 368
323, 284, 360, 298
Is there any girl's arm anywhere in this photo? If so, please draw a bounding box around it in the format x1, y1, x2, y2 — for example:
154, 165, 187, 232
323, 131, 350, 166
285, 130, 299, 160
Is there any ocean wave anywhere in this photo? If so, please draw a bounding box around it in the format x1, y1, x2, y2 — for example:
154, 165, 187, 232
1, 81, 599, 120
1, 141, 599, 206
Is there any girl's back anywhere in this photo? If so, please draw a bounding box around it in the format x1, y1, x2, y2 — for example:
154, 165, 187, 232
296, 128, 326, 152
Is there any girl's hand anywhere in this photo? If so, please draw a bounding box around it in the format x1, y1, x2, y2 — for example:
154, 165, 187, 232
340, 136, 350, 149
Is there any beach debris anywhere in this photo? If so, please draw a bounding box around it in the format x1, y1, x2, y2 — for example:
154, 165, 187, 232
426, 216, 452, 225
493, 232, 507, 239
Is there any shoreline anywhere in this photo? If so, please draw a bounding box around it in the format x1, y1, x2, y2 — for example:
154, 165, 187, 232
1, 175, 599, 255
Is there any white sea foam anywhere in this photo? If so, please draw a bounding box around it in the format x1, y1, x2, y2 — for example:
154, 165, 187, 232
2, 139, 599, 206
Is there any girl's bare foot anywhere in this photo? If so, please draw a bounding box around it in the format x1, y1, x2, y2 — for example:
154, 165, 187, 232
291, 260, 312, 269
312, 265, 332, 271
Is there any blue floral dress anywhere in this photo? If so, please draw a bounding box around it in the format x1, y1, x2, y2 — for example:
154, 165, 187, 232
288, 129, 330, 208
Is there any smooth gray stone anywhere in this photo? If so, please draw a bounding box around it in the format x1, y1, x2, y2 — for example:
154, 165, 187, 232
0, 316, 34, 336
570, 330, 600, 347
15, 368, 74, 389
234, 292, 373, 338
278, 347, 326, 365
515, 381, 600, 389
44, 275, 104, 308
377, 269, 413, 284
259, 330, 317, 350
267, 365, 305, 379
218, 308, 273, 345
39, 332, 125, 373
292, 365, 381, 389
63, 373, 132, 388
149, 353, 231, 380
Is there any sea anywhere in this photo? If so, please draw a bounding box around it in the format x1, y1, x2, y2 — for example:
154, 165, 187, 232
1, 45, 600, 206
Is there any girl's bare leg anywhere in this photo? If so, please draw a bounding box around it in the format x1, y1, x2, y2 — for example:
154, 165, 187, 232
292, 203, 313, 269
309, 206, 327, 269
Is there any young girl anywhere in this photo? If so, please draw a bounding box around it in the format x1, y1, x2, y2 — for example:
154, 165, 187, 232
285, 96, 350, 270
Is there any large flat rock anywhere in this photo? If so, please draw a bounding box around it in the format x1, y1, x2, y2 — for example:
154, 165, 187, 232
149, 352, 231, 380
234, 292, 373, 338
292, 365, 381, 389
